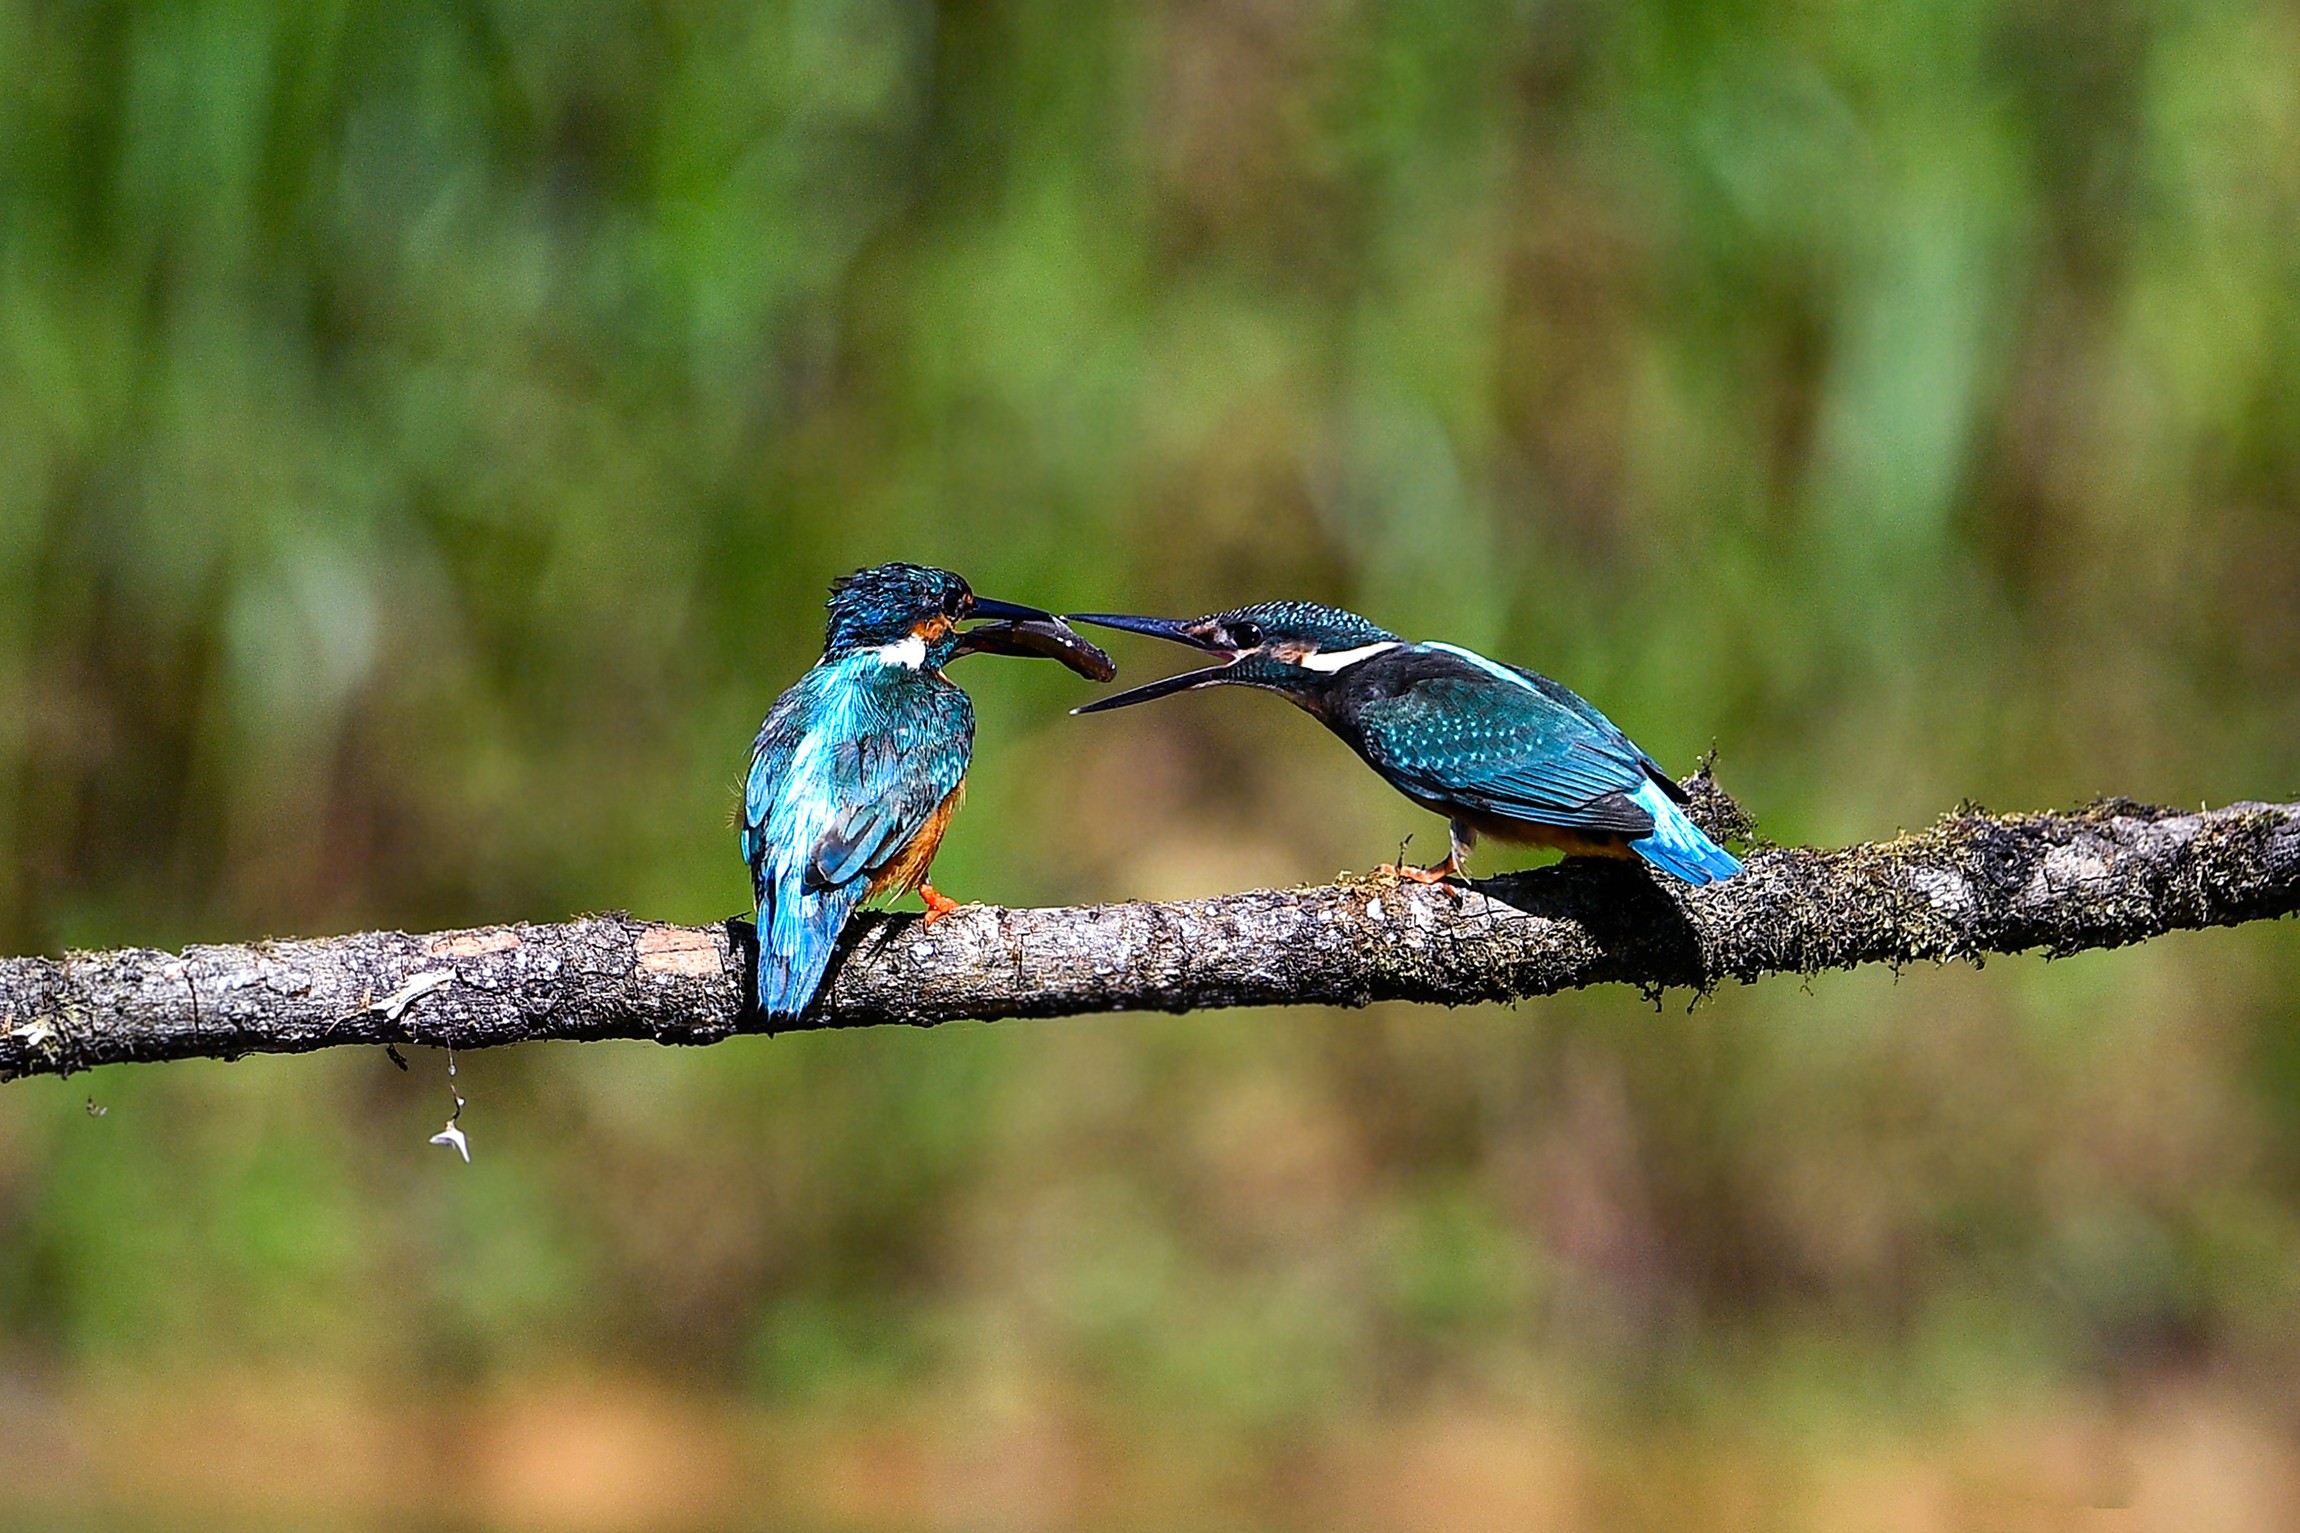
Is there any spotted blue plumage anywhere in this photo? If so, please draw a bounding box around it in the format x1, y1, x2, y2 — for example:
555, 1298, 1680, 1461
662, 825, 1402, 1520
1352, 647, 1740, 884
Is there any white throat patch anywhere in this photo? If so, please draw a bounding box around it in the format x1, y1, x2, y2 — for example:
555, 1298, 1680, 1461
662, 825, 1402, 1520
1299, 641, 1400, 673
870, 634, 929, 669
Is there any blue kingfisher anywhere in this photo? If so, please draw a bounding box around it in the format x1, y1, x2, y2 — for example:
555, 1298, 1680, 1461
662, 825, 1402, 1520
743, 564, 1115, 1019
1070, 602, 1741, 887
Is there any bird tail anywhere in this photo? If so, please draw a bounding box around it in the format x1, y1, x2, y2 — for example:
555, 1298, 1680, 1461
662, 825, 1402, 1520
755, 871, 867, 1020
1625, 779, 1742, 885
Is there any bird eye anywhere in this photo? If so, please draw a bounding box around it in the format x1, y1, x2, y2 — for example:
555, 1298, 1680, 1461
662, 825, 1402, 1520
943, 586, 968, 617
1228, 620, 1264, 649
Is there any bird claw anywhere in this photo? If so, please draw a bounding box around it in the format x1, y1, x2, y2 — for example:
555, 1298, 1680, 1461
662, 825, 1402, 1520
918, 885, 963, 925
1373, 861, 1467, 901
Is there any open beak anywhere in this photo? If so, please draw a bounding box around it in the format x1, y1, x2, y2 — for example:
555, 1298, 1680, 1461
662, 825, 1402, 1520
951, 600, 1118, 682
1065, 613, 1241, 713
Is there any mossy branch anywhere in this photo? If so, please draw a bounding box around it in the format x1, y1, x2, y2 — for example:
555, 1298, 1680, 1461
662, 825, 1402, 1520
2, 788, 2296, 1082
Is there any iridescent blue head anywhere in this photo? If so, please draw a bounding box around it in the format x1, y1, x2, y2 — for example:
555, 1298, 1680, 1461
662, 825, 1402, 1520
822, 563, 1118, 679
1067, 600, 1402, 712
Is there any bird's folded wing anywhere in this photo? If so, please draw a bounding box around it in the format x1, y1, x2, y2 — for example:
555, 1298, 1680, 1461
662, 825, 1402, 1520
804, 711, 970, 893
1357, 676, 1655, 834
1504, 661, 1687, 804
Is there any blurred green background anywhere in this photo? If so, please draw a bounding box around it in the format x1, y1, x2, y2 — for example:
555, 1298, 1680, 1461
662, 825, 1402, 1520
3, 0, 2300, 1527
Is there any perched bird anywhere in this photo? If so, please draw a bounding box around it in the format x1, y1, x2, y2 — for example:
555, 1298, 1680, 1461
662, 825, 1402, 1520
744, 564, 1115, 1019
1070, 602, 1740, 887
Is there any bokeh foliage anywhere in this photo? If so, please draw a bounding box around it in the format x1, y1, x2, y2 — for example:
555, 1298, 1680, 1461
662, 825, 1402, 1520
2, 0, 2299, 1521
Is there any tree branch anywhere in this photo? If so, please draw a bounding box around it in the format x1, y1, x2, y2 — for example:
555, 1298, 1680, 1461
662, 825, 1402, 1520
3, 793, 2296, 1082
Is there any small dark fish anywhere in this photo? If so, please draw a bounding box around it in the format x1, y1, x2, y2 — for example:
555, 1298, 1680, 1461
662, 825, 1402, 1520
954, 614, 1118, 681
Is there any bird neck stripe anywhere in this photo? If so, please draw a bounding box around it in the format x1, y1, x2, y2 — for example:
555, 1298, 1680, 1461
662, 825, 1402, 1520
1300, 641, 1400, 673
1426, 642, 1537, 693
868, 635, 928, 668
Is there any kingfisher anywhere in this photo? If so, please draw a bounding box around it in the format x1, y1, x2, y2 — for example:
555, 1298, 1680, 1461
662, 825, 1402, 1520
1069, 602, 1741, 887
743, 563, 1115, 1020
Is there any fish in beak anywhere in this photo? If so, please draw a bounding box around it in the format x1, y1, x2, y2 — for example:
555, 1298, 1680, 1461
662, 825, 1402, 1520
1064, 613, 1248, 713
951, 599, 1118, 682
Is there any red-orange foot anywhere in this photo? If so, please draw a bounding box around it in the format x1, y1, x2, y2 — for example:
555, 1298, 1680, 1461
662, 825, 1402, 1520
1373, 856, 1466, 899
918, 884, 963, 925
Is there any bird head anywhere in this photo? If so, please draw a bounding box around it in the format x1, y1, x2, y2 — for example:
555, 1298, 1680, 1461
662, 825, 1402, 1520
822, 563, 1115, 679
1067, 601, 1400, 713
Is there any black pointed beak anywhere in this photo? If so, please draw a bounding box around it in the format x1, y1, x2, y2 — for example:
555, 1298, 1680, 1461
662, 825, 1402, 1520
967, 596, 1055, 623
951, 602, 1117, 682
1065, 612, 1242, 714
1065, 613, 1226, 649
1071, 662, 1241, 713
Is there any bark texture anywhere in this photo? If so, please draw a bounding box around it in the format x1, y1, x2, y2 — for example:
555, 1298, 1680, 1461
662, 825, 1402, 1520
3, 792, 2296, 1082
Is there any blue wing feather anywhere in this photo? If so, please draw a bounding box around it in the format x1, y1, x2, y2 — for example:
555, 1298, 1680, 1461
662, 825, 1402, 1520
742, 658, 974, 1017
1355, 665, 1649, 831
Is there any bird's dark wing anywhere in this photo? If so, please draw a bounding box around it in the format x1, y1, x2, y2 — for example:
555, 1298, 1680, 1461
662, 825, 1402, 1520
1352, 649, 1657, 834
1501, 660, 1687, 804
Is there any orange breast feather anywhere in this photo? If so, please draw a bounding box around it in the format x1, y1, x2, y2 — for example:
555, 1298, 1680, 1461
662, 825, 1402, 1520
865, 782, 966, 901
